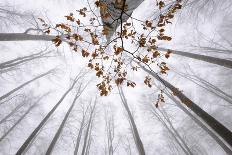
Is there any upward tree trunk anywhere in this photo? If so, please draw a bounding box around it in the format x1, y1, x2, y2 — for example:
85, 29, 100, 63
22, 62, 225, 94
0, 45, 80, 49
0, 94, 46, 142
0, 50, 51, 72
140, 64, 232, 148
176, 71, 232, 104
164, 92, 232, 155
0, 33, 56, 41
158, 109, 193, 155
74, 112, 86, 155
150, 107, 191, 155
157, 47, 232, 69
0, 69, 53, 102
81, 101, 96, 155
45, 85, 86, 155
0, 101, 27, 124
15, 75, 80, 155
118, 87, 146, 155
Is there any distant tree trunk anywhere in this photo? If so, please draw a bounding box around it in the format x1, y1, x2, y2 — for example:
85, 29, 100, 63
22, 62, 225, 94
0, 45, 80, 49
118, 87, 146, 155
0, 33, 56, 41
104, 108, 115, 155
159, 109, 193, 155
74, 112, 86, 155
157, 47, 232, 69
0, 50, 51, 72
0, 101, 27, 124
45, 85, 85, 155
149, 106, 191, 155
0, 94, 46, 142
165, 92, 232, 155
81, 101, 96, 155
0, 69, 53, 102
177, 72, 232, 104
85, 122, 93, 155
139, 64, 232, 148
15, 75, 80, 155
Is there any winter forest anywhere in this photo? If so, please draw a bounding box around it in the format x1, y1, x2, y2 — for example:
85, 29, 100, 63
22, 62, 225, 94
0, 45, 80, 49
0, 0, 232, 154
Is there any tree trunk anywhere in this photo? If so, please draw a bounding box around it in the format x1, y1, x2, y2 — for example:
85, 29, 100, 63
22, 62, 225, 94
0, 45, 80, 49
74, 114, 86, 155
0, 94, 46, 142
81, 101, 96, 155
139, 64, 232, 148
0, 50, 51, 71
157, 47, 232, 69
15, 75, 80, 155
176, 71, 232, 104
165, 92, 232, 155
150, 107, 190, 155
118, 87, 146, 155
159, 109, 193, 155
0, 33, 56, 41
0, 101, 27, 124
0, 69, 53, 102
45, 86, 84, 155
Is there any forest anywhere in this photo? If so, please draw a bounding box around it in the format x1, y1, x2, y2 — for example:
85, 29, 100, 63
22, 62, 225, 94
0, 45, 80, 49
0, 0, 232, 154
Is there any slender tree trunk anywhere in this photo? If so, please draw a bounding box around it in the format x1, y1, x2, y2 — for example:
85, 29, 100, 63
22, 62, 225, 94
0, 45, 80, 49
0, 94, 46, 142
176, 72, 232, 104
0, 50, 51, 71
45, 86, 85, 155
85, 122, 93, 155
165, 92, 232, 155
140, 64, 232, 148
0, 101, 27, 124
159, 109, 193, 155
0, 33, 56, 41
150, 107, 190, 155
157, 47, 232, 69
0, 69, 53, 102
118, 87, 146, 155
15, 75, 80, 155
74, 114, 86, 155
81, 101, 96, 155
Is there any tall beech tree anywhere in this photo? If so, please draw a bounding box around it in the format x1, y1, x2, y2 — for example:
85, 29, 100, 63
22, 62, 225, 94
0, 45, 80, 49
15, 72, 85, 155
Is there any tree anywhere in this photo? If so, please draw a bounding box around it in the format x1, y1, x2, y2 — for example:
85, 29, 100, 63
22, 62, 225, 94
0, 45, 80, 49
0, 69, 54, 102
164, 91, 232, 155
0, 92, 49, 142
45, 83, 87, 155
15, 71, 85, 155
156, 47, 232, 69
0, 49, 52, 74
81, 99, 97, 155
138, 63, 232, 148
118, 87, 145, 155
